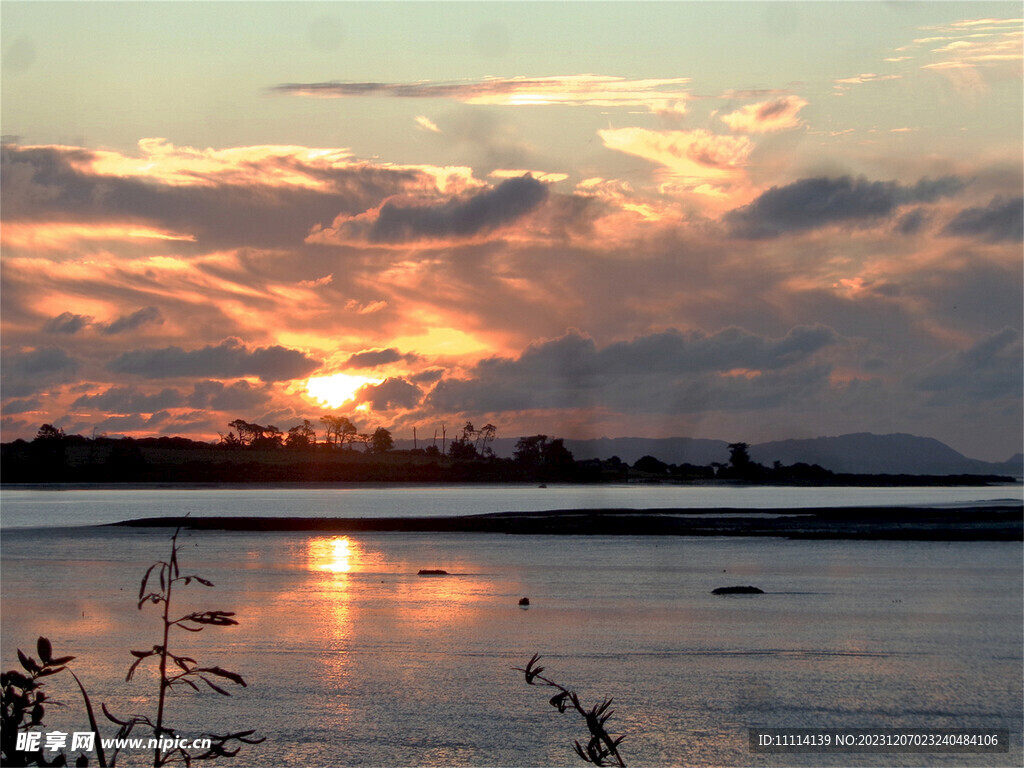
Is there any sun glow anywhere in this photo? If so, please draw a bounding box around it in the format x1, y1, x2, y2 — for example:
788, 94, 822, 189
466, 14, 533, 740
322, 537, 353, 573
307, 536, 384, 574
305, 372, 381, 408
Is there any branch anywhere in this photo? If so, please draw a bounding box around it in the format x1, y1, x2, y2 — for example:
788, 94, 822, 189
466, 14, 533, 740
514, 655, 627, 767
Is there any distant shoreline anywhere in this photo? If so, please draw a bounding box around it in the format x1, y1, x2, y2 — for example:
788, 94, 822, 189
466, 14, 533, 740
4, 477, 1020, 491
111, 505, 1024, 541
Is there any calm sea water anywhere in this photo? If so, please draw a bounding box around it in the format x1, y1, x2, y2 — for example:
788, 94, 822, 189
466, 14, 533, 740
1, 483, 1021, 529
1, 488, 1022, 767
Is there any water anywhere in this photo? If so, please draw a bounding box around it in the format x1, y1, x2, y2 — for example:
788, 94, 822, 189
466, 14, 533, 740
1, 488, 1021, 766
1, 483, 1020, 529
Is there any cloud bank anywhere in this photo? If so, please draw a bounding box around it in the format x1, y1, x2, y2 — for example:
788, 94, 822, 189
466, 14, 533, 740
107, 338, 320, 382
726, 175, 965, 238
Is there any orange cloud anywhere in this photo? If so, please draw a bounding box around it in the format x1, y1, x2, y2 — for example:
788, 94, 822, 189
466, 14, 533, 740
414, 115, 441, 133
1, 221, 195, 251
80, 138, 357, 190
598, 127, 753, 200
720, 96, 808, 133
490, 168, 569, 183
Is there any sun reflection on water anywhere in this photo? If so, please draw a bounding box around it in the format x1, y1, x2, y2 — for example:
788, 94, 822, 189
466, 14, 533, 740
321, 536, 353, 573
307, 535, 385, 574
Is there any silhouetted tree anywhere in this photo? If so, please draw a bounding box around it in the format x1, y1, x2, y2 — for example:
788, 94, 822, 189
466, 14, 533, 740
250, 425, 283, 450
320, 415, 357, 448
514, 434, 548, 466
541, 438, 575, 478
476, 423, 497, 457
515, 435, 576, 480
448, 421, 479, 460
30, 424, 70, 476
285, 420, 317, 449
633, 455, 669, 475
369, 427, 393, 453
228, 419, 251, 445
727, 442, 752, 470
448, 439, 477, 461
34, 424, 65, 442
723, 441, 767, 481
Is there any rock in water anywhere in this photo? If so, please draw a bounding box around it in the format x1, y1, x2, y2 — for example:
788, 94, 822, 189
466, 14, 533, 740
712, 585, 764, 595
518, 597, 530, 606
417, 569, 449, 575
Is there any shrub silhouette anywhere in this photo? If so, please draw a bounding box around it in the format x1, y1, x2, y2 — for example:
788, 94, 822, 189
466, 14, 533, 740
1, 636, 102, 766
1, 529, 262, 766
515, 654, 626, 766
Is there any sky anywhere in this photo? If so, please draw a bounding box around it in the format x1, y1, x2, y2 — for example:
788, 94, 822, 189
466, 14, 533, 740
1, 1, 1021, 461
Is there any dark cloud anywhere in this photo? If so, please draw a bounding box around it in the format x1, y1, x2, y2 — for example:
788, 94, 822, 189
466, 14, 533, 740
40, 307, 163, 335
0, 144, 426, 248
426, 326, 840, 415
101, 306, 164, 335
275, 81, 474, 99
911, 260, 1021, 336
92, 411, 172, 434
726, 175, 964, 238
895, 208, 929, 235
942, 196, 1023, 243
272, 80, 540, 100
345, 347, 419, 367
1, 347, 79, 398
1, 397, 42, 415
915, 328, 1022, 404
358, 175, 548, 244
410, 368, 445, 385
187, 380, 273, 412
598, 324, 840, 374
107, 337, 320, 382
355, 378, 423, 410
72, 386, 184, 413
43, 312, 92, 334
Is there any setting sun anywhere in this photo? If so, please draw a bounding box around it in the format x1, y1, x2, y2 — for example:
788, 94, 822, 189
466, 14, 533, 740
305, 373, 380, 408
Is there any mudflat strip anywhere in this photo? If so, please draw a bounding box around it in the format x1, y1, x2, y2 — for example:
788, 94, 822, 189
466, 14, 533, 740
111, 505, 1023, 540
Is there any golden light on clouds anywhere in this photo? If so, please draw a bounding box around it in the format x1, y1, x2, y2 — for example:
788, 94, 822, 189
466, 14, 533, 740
389, 325, 492, 358
83, 139, 356, 189
1, 221, 196, 250
2, 5, 1020, 462
306, 372, 382, 408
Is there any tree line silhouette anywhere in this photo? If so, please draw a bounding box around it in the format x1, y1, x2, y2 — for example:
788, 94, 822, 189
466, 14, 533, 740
1, 424, 1012, 486
1, 420, 583, 484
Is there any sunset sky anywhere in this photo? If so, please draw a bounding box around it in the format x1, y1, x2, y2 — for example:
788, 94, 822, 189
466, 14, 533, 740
2, 1, 1021, 460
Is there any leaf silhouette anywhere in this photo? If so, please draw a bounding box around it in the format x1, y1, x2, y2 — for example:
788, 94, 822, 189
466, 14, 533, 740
37, 637, 53, 665
18, 648, 40, 673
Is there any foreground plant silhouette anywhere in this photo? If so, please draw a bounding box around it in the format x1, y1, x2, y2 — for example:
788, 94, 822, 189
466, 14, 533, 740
2, 529, 262, 766
1, 636, 105, 766
514, 654, 626, 767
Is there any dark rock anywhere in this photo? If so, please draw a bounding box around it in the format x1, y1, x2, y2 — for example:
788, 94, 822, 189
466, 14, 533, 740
712, 585, 764, 595
518, 597, 530, 606
417, 569, 449, 575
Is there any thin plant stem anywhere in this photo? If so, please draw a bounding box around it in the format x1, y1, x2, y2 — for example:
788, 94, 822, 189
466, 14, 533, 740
514, 654, 627, 767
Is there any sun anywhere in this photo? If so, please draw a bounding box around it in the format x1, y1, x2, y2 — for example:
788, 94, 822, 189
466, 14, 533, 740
305, 373, 380, 408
